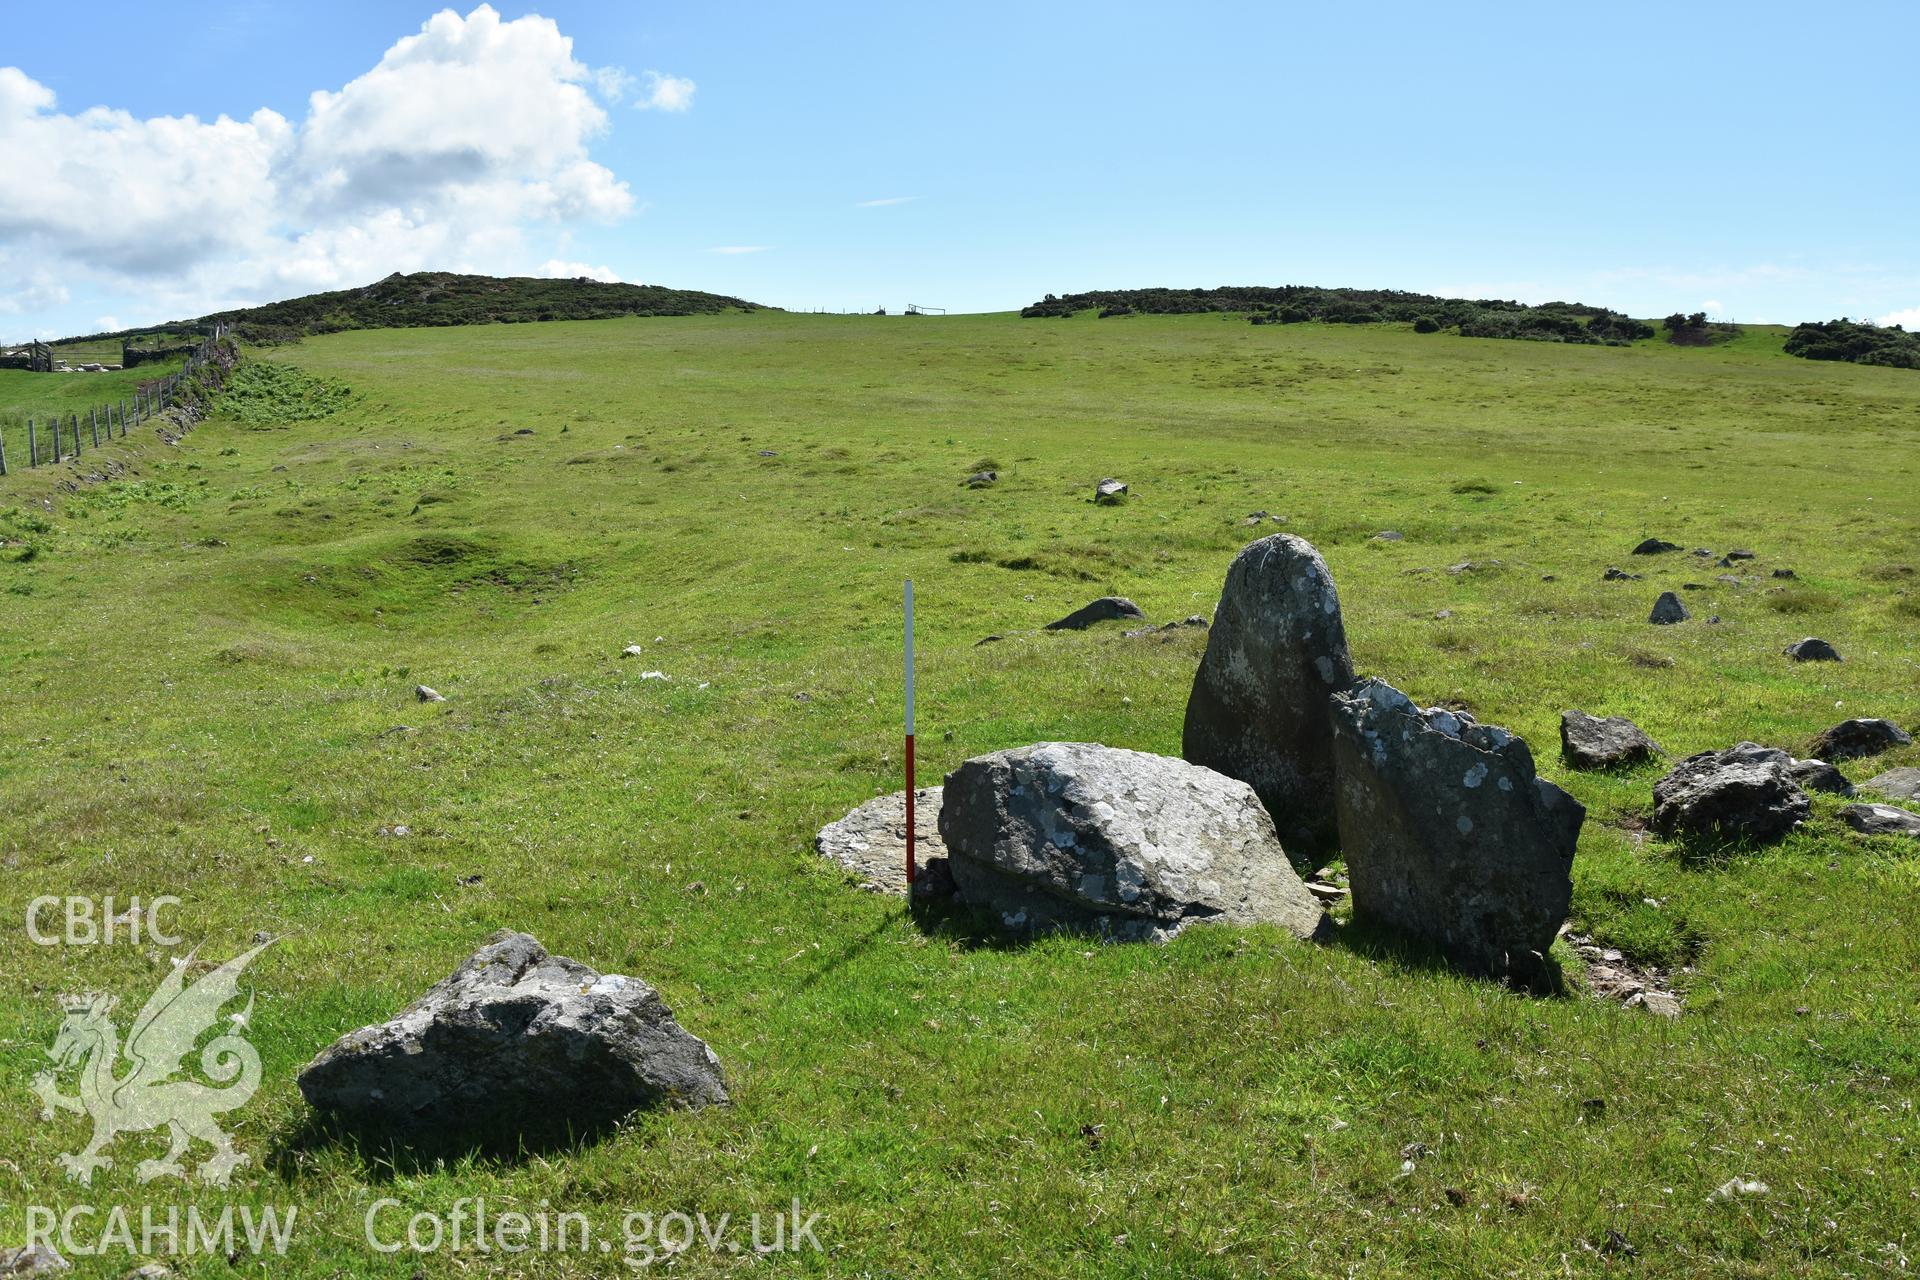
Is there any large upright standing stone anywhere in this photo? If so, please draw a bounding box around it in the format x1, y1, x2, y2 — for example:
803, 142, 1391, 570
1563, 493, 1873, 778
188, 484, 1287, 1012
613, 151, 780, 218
1182, 535, 1355, 863
1330, 679, 1585, 988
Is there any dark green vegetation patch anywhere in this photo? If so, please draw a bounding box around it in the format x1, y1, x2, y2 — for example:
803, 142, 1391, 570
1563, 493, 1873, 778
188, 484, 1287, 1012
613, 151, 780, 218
221, 359, 354, 426
1785, 318, 1920, 369
1024, 285, 1655, 345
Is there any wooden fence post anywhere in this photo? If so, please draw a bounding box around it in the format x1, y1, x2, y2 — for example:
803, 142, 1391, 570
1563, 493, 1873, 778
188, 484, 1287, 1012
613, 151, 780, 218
90, 406, 100, 447
27, 418, 36, 467
69, 414, 79, 459
0, 426, 8, 477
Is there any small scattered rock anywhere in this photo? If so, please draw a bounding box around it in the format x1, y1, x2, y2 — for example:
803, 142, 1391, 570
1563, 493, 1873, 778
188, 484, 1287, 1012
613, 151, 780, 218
1838, 803, 1920, 839
1771, 568, 1796, 579
1786, 758, 1852, 795
1648, 592, 1690, 625
1860, 767, 1920, 803
0, 1245, 69, 1275
1602, 566, 1641, 581
939, 743, 1326, 943
1044, 596, 1147, 631
1560, 711, 1662, 770
1652, 743, 1809, 844
963, 470, 998, 488
1807, 717, 1912, 762
1123, 615, 1208, 638
975, 634, 1004, 647
1094, 477, 1129, 504
1784, 637, 1841, 662
1631, 538, 1681, 555
1691, 547, 1714, 558
414, 685, 445, 703
1725, 549, 1755, 561
621, 644, 644, 658
298, 931, 729, 1138
1710, 1178, 1769, 1202
1374, 530, 1404, 542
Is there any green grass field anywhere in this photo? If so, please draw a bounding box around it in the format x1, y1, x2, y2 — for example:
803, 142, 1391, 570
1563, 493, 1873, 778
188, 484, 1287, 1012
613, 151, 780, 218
1, 312, 1916, 1277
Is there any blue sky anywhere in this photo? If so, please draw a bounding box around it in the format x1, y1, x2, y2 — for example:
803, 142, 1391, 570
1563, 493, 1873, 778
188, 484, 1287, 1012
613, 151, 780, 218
5, 1, 1918, 338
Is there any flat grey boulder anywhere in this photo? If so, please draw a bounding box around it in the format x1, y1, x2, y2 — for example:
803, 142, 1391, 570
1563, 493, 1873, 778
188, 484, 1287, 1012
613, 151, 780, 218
1652, 742, 1809, 844
1094, 477, 1129, 504
1045, 596, 1146, 631
1648, 592, 1690, 624
1330, 679, 1584, 987
1182, 534, 1355, 861
1808, 717, 1912, 762
963, 470, 997, 488
816, 787, 952, 897
937, 742, 1325, 943
1560, 710, 1661, 770
1784, 636, 1841, 662
1838, 803, 1920, 839
1861, 767, 1920, 803
299, 931, 728, 1138
1631, 538, 1681, 555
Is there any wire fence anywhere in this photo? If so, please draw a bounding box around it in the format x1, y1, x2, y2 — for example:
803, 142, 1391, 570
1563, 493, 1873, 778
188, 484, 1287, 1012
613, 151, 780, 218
0, 326, 228, 478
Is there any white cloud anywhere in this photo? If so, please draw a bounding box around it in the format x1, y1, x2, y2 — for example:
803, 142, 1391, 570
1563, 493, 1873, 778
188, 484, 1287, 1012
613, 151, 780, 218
539, 258, 621, 282
855, 196, 916, 207
1702, 299, 1723, 313
95, 315, 120, 331
633, 71, 695, 112
0, 5, 644, 327
708, 245, 767, 255
1876, 307, 1920, 330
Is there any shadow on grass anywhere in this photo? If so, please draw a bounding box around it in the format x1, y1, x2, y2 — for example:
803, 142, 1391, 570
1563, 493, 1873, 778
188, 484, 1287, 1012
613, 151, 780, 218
1319, 915, 1569, 996
269, 1108, 637, 1181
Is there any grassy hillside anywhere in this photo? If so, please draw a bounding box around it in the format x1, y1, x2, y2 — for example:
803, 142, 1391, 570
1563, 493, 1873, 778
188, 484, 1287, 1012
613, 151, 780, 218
1, 312, 1916, 1277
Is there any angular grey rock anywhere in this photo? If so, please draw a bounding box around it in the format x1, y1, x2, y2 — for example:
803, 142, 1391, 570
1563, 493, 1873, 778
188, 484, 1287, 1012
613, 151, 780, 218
1771, 568, 1796, 579
1784, 637, 1841, 662
1838, 803, 1920, 839
1560, 710, 1662, 770
1808, 717, 1913, 761
1182, 534, 1355, 860
1374, 529, 1404, 541
1094, 477, 1129, 504
1786, 757, 1853, 796
1603, 566, 1641, 581
963, 470, 997, 488
1330, 679, 1583, 987
1648, 592, 1690, 624
816, 787, 951, 898
1631, 538, 1681, 555
1861, 767, 1920, 803
937, 742, 1325, 943
1651, 742, 1810, 844
299, 931, 728, 1138
1044, 596, 1146, 631
414, 684, 446, 702
1725, 549, 1756, 561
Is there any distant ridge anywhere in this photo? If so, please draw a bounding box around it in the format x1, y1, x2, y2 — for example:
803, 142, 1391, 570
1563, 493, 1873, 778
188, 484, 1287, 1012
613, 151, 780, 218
58, 272, 771, 345
1021, 285, 1654, 345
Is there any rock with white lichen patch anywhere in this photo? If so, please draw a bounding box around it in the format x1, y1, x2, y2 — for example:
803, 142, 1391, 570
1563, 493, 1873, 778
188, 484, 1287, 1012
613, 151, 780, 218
937, 742, 1326, 943
1182, 534, 1356, 864
1330, 678, 1584, 988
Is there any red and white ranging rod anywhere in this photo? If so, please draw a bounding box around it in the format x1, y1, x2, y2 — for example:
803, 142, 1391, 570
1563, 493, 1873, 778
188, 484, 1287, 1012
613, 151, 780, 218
904, 578, 917, 887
